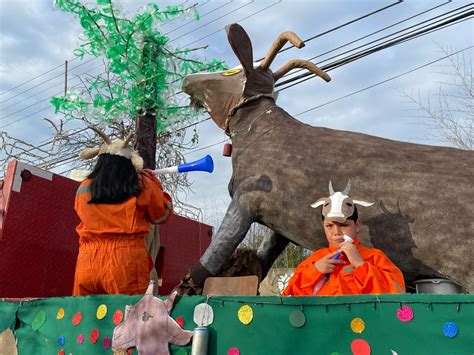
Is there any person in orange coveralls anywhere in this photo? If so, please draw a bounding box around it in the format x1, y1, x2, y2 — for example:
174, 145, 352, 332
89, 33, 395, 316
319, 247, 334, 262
282, 181, 405, 296
72, 129, 173, 296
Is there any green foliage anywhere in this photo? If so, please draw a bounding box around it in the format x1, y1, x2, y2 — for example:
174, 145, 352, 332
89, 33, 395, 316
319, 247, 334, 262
51, 0, 227, 131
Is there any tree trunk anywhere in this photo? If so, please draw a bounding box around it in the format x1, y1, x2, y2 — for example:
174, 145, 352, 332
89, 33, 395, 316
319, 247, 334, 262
134, 110, 157, 169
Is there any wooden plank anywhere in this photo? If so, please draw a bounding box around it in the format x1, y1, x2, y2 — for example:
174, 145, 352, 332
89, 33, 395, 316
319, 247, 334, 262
203, 276, 259, 296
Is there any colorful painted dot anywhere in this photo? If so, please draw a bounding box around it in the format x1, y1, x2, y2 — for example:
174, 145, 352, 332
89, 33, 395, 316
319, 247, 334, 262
443, 322, 459, 338
350, 317, 365, 334
351, 339, 371, 355
228, 347, 240, 355
56, 308, 65, 320
127, 348, 133, 355
396, 305, 414, 322
77, 333, 85, 344
96, 304, 107, 320
72, 311, 82, 326
113, 309, 124, 325
58, 350, 65, 355
57, 335, 65, 346
237, 305, 253, 325
176, 316, 185, 328
89, 329, 100, 344
32, 311, 46, 331
289, 310, 306, 328
103, 337, 111, 349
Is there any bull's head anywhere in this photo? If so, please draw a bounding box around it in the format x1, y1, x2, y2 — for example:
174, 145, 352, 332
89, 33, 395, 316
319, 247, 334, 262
182, 23, 331, 132
311, 180, 373, 222
79, 126, 144, 170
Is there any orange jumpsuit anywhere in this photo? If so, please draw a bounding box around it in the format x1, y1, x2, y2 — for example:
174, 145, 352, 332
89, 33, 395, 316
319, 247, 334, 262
72, 173, 173, 296
282, 240, 405, 296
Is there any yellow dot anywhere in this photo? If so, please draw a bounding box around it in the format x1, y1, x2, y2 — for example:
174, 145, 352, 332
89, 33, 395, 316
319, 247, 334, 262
237, 305, 253, 325
56, 308, 65, 320
350, 317, 365, 334
96, 304, 107, 320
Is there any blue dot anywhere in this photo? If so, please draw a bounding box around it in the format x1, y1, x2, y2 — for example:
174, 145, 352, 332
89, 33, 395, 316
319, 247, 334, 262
57, 336, 65, 345
443, 322, 459, 338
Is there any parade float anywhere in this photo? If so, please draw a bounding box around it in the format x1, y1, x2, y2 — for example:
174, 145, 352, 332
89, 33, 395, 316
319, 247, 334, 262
1, 2, 473, 353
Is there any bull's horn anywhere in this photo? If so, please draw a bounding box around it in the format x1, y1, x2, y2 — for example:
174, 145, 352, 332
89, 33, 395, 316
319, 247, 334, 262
328, 181, 335, 195
311, 197, 328, 208
89, 126, 111, 144
273, 59, 331, 82
260, 32, 305, 71
353, 199, 374, 207
342, 179, 352, 195
123, 132, 134, 146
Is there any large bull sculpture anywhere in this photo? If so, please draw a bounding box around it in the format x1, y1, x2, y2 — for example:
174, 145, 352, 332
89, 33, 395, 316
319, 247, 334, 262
181, 23, 474, 292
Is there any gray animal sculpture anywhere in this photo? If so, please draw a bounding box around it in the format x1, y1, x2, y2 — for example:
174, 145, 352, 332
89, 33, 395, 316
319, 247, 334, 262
181, 23, 474, 292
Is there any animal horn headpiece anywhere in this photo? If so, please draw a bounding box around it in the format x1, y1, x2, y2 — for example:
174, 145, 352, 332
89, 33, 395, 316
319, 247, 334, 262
310, 180, 373, 223
79, 127, 144, 170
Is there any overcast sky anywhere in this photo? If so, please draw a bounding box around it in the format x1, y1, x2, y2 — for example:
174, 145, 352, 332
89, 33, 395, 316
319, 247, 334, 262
0, 0, 472, 226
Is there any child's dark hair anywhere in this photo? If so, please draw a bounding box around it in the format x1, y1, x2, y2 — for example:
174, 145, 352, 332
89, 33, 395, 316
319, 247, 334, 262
322, 205, 358, 221
88, 154, 141, 204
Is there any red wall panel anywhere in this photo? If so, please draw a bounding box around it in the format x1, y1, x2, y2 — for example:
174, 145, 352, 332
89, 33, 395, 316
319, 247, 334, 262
0, 160, 212, 297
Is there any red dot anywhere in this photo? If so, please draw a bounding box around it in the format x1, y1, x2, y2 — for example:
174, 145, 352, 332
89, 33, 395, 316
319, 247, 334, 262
103, 337, 111, 348
113, 309, 124, 325
176, 316, 185, 328
72, 311, 82, 326
89, 329, 100, 344
58, 350, 65, 355
77, 333, 85, 344
351, 339, 371, 355
228, 347, 240, 355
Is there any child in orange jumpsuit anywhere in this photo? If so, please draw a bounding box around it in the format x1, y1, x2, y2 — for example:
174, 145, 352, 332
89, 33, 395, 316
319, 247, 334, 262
72, 130, 173, 296
283, 181, 405, 296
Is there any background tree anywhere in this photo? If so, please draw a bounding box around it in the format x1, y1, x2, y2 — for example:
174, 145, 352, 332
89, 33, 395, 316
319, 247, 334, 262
50, 0, 226, 216
401, 46, 473, 151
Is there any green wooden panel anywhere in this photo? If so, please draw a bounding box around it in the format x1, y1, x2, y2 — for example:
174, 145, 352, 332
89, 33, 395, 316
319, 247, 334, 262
1, 294, 472, 354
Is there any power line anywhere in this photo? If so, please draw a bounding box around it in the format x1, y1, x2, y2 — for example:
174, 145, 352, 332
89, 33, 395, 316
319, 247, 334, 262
182, 0, 282, 48
256, 0, 405, 61
0, 1, 236, 100
0, 0, 270, 116
292, 46, 473, 117
278, 1, 458, 80
276, 7, 473, 91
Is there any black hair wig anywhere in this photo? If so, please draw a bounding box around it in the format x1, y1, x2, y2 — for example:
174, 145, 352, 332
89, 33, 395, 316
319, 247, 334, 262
87, 154, 141, 204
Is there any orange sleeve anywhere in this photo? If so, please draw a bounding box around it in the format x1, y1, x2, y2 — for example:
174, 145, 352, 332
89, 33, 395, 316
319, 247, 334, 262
347, 249, 406, 294
282, 249, 329, 296
137, 173, 174, 225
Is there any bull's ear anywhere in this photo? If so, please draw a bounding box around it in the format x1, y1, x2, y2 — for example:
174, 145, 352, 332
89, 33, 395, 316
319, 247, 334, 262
311, 197, 328, 208
225, 23, 254, 74
353, 199, 374, 207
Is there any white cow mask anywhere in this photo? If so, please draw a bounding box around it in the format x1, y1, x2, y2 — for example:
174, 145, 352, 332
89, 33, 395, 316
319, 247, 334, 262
311, 180, 373, 223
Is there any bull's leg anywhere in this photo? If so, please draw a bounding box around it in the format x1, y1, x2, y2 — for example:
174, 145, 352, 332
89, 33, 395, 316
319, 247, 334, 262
189, 196, 253, 288
257, 232, 290, 280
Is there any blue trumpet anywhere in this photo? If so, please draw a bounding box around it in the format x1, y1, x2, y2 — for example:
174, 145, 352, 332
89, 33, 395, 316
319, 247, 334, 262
153, 155, 214, 175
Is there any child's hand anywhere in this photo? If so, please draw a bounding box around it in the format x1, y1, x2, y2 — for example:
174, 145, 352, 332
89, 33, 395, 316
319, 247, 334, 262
313, 251, 346, 273
339, 242, 365, 268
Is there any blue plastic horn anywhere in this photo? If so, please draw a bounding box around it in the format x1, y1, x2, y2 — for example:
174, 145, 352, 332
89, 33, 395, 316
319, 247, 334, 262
153, 155, 214, 175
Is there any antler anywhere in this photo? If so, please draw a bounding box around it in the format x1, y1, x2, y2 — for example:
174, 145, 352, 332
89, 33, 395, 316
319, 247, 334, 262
89, 126, 111, 144
123, 132, 135, 146
273, 59, 331, 82
260, 31, 305, 70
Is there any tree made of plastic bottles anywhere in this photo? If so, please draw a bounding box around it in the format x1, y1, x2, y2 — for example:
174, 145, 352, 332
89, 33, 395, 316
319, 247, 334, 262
51, 0, 226, 170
